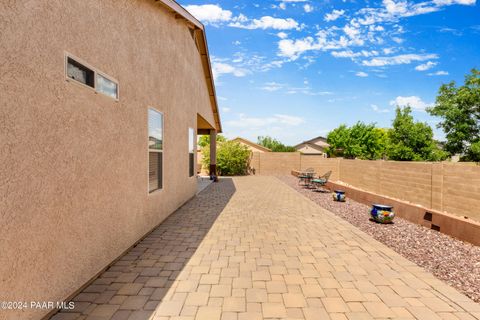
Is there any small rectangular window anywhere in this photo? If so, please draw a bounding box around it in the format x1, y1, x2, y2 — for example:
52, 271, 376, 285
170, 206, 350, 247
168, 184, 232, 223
67, 57, 94, 87
96, 73, 118, 99
149, 109, 163, 192
66, 54, 118, 100
188, 128, 195, 177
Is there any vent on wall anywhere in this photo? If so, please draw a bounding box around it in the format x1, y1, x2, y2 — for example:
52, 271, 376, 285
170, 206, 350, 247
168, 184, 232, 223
431, 224, 441, 231
423, 212, 433, 221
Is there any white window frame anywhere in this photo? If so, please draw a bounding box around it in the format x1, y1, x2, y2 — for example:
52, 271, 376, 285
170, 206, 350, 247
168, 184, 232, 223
148, 108, 164, 194
64, 52, 119, 101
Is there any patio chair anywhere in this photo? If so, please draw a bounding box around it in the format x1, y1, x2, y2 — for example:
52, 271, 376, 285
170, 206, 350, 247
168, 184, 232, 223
298, 168, 315, 186
311, 170, 332, 191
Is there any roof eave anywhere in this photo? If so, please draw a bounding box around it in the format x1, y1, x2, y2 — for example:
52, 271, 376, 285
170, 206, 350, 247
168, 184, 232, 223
156, 0, 222, 133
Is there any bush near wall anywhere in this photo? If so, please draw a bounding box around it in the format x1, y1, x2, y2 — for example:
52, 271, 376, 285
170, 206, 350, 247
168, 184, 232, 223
202, 141, 251, 176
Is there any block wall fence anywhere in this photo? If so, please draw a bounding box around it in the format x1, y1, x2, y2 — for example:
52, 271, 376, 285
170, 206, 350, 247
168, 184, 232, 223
249, 153, 480, 222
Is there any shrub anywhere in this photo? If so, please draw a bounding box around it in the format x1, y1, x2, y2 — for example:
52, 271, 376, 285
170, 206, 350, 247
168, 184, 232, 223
201, 140, 251, 176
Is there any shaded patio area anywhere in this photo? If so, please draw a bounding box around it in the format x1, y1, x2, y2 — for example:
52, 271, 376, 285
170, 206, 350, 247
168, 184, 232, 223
52, 176, 480, 320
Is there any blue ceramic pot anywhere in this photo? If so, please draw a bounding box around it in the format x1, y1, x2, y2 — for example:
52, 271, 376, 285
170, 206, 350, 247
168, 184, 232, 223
370, 204, 395, 224
332, 190, 346, 202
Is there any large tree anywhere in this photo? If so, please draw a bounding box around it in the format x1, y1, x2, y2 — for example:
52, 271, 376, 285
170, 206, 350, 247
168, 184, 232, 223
387, 106, 447, 161
257, 136, 296, 152
326, 122, 387, 160
427, 69, 480, 161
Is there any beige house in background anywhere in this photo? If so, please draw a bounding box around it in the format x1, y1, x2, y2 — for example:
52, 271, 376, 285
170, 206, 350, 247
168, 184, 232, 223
232, 137, 272, 153
0, 1, 221, 319
295, 136, 330, 155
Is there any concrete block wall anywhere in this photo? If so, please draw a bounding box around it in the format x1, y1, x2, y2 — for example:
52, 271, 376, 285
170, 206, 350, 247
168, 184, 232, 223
251, 153, 480, 222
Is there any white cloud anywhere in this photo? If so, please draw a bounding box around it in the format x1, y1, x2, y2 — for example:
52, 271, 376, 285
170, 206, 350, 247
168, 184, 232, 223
324, 9, 345, 21
433, 0, 475, 5
356, 71, 369, 77
229, 16, 300, 30
226, 113, 305, 128
415, 61, 437, 71
303, 4, 314, 12
260, 82, 285, 92
277, 32, 288, 39
362, 53, 438, 66
212, 62, 248, 80
428, 70, 449, 76
390, 96, 432, 111
259, 81, 332, 96
331, 50, 379, 58
184, 4, 232, 25
371, 104, 390, 113
279, 2, 287, 9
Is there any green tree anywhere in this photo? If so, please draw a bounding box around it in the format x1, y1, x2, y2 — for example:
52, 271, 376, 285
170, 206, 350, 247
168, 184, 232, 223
257, 136, 296, 152
427, 68, 480, 161
198, 134, 227, 148
326, 123, 388, 159
201, 140, 251, 176
387, 106, 447, 161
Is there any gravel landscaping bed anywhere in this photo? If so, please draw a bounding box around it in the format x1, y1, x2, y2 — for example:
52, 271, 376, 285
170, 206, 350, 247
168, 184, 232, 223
278, 175, 480, 303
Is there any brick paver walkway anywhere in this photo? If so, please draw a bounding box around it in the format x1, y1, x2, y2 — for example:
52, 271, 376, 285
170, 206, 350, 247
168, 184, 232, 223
53, 176, 480, 320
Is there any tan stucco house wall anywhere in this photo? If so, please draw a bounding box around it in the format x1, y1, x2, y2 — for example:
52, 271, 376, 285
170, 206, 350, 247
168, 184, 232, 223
296, 143, 327, 155
0, 1, 220, 319
295, 136, 329, 155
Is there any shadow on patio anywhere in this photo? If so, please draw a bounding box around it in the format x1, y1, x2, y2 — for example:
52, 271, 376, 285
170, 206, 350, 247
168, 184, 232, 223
50, 178, 236, 320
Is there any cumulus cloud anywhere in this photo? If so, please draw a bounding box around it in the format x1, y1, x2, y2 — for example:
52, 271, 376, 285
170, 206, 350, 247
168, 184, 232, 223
356, 71, 369, 77
325, 9, 345, 21
229, 16, 301, 30
303, 4, 314, 12
275, 0, 473, 62
390, 96, 432, 111
362, 53, 438, 66
184, 4, 232, 25
415, 61, 437, 71
212, 62, 248, 80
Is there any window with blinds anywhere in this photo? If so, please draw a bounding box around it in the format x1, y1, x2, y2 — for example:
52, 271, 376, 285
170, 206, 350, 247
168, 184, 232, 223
188, 128, 195, 177
148, 109, 163, 192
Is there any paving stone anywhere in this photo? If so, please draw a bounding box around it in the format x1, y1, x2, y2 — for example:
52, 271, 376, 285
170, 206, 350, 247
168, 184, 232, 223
89, 304, 119, 318
262, 302, 287, 318
196, 306, 221, 320
52, 177, 480, 320
119, 296, 149, 310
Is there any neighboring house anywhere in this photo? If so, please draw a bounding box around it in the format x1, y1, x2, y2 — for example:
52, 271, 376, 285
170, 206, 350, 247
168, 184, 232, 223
0, 1, 221, 319
232, 137, 272, 153
295, 136, 330, 155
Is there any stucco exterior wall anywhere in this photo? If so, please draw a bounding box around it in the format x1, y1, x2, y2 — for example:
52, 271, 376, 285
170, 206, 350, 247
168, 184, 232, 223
0, 1, 216, 319
296, 143, 326, 155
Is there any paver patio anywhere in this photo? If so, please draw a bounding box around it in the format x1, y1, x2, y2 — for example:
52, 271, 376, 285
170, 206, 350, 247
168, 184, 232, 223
52, 176, 480, 320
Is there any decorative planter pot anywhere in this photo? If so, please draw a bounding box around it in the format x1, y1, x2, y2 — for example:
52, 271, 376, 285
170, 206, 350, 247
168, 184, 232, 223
370, 204, 395, 224
332, 190, 346, 202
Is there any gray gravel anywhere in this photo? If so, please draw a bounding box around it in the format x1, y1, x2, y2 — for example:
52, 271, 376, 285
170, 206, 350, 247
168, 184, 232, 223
278, 175, 480, 303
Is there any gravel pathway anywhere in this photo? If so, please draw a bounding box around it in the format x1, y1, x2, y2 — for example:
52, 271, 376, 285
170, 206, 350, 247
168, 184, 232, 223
278, 175, 480, 303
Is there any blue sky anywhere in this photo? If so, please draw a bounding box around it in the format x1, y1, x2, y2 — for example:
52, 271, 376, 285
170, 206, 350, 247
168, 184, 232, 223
182, 0, 480, 145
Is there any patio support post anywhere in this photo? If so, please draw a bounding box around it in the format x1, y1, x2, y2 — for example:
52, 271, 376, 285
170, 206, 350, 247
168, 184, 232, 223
209, 129, 217, 180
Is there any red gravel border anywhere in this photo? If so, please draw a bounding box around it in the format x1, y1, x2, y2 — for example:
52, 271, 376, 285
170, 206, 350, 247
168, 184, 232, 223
278, 175, 480, 303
